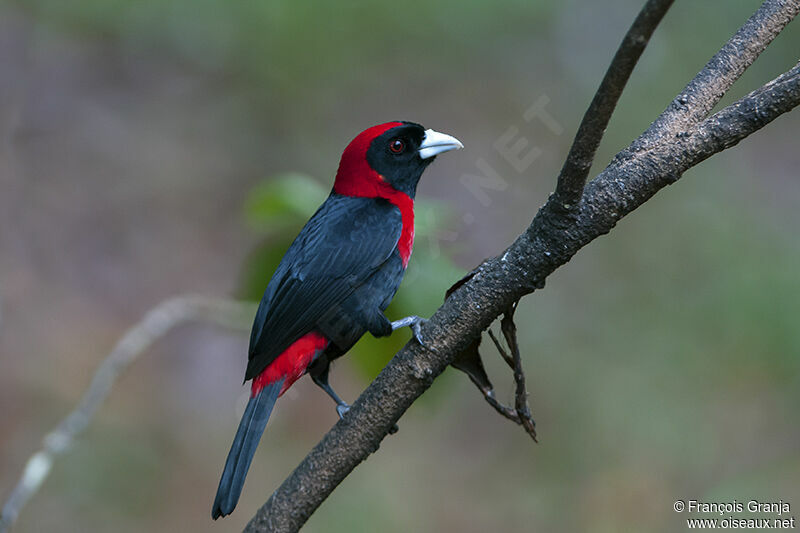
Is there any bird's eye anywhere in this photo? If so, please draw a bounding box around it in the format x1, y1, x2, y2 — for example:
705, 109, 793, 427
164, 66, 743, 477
389, 138, 405, 154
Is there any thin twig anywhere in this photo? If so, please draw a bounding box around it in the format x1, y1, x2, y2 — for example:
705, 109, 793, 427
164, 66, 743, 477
500, 304, 537, 442
483, 390, 524, 424
476, 305, 538, 442
487, 329, 515, 369
0, 296, 255, 533
554, 0, 674, 210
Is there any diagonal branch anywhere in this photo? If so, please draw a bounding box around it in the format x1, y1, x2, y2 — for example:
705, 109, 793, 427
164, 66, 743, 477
554, 0, 674, 210
636, 0, 800, 147
690, 61, 800, 153
245, 3, 800, 531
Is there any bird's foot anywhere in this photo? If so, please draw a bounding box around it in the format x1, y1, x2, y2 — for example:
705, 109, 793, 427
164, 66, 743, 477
391, 315, 435, 351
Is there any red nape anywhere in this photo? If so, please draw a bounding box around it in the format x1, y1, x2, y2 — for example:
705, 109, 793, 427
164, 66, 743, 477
251, 332, 329, 398
333, 122, 415, 267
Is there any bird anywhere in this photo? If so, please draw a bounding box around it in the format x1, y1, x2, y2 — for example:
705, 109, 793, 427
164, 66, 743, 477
212, 121, 463, 519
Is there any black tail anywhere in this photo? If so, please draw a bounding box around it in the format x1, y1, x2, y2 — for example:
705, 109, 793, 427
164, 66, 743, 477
212, 379, 283, 519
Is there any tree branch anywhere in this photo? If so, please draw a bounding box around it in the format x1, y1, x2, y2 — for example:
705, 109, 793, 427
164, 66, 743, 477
0, 296, 256, 533
692, 61, 800, 154
636, 0, 800, 147
554, 0, 674, 210
245, 2, 800, 531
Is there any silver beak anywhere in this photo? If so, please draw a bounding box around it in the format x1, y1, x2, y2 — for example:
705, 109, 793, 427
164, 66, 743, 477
418, 128, 464, 159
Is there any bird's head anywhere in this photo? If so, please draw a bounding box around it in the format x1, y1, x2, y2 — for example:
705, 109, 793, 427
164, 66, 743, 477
333, 121, 463, 199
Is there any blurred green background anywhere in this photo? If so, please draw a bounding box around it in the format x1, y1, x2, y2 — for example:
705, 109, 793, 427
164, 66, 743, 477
1, 1, 799, 532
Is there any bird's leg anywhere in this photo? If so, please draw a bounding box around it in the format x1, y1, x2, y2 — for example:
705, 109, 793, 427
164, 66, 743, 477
317, 378, 350, 419
310, 368, 399, 432
390, 315, 429, 347
310, 365, 350, 419
308, 353, 401, 433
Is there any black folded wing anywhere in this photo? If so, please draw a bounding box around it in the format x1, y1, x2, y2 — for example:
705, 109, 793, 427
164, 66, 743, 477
245, 194, 402, 381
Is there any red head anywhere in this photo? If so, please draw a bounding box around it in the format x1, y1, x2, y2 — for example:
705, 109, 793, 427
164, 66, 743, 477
333, 121, 463, 200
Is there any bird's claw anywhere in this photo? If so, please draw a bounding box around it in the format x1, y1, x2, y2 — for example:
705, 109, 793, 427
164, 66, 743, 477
410, 318, 427, 345
391, 315, 435, 352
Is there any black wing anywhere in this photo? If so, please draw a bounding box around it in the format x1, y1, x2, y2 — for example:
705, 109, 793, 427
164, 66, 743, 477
245, 193, 402, 380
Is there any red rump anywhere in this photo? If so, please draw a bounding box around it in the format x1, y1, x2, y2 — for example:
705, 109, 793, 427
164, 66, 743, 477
251, 332, 329, 397
333, 122, 415, 267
